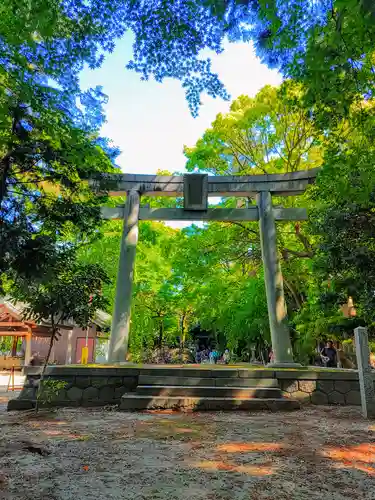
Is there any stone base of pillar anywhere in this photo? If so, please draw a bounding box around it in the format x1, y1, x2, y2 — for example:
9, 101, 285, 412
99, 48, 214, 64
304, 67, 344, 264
267, 362, 303, 368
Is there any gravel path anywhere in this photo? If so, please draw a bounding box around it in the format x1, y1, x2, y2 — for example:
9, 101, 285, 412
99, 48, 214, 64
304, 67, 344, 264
0, 400, 374, 500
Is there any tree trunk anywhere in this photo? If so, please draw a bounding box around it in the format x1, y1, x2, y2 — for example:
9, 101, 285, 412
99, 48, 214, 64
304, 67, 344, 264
0, 156, 11, 207
158, 321, 163, 348
35, 316, 57, 412
181, 313, 186, 346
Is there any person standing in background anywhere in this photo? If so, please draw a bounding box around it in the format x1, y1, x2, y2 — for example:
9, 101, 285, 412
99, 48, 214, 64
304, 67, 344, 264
320, 340, 337, 367
223, 349, 230, 365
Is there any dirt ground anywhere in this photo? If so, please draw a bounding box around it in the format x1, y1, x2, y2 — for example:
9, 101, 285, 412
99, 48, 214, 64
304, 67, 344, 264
0, 394, 374, 500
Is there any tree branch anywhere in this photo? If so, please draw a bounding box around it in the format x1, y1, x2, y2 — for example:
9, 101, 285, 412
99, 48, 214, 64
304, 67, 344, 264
283, 276, 303, 309
223, 221, 258, 236
295, 223, 314, 255
282, 248, 313, 260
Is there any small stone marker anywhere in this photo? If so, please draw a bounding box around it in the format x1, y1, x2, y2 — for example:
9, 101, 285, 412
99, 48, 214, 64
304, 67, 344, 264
354, 327, 375, 418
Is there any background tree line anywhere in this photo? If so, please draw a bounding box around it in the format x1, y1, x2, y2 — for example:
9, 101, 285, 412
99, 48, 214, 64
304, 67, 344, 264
79, 77, 375, 362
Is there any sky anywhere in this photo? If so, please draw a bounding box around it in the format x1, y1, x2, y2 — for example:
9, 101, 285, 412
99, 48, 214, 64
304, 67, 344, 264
80, 33, 282, 177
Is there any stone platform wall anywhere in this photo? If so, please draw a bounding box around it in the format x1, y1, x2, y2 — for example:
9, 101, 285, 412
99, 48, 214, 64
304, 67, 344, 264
8, 366, 374, 410
10, 366, 140, 410
278, 371, 362, 405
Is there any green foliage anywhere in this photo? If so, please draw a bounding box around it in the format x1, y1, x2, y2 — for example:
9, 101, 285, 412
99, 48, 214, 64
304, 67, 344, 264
77, 220, 123, 307
0, 336, 13, 354
3, 0, 373, 122
9, 253, 110, 329
0, 0, 124, 91
196, 272, 270, 353
184, 81, 322, 175
0, 77, 116, 291
183, 84, 325, 352
291, 3, 375, 130
0, 0, 119, 322
78, 218, 180, 354
0, 0, 236, 117
308, 159, 375, 326
11, 250, 111, 411
38, 379, 68, 405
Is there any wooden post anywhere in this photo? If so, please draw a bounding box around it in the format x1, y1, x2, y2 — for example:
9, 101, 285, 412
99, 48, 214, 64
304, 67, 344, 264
354, 327, 375, 418
24, 329, 32, 366
108, 189, 140, 363
6, 366, 14, 392
7, 365, 22, 392
65, 329, 73, 364
257, 191, 299, 367
11, 336, 17, 356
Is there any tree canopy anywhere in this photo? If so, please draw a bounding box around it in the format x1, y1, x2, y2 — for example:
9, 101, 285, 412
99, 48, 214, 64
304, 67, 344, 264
3, 1, 372, 119
0, 0, 119, 320
184, 81, 322, 175
0, 72, 118, 293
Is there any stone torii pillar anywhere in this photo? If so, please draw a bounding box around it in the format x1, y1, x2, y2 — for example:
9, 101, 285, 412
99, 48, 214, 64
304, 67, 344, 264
258, 191, 296, 366
354, 327, 375, 418
107, 189, 140, 363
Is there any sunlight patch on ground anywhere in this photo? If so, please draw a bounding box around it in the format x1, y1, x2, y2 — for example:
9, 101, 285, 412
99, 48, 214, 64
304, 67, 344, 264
190, 459, 275, 476
217, 442, 285, 453
322, 443, 375, 475
143, 409, 178, 415
173, 427, 194, 433
29, 420, 68, 428
42, 429, 90, 441
330, 462, 375, 475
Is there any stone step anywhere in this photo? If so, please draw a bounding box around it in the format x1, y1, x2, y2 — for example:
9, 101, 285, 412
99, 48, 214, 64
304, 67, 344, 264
138, 375, 279, 388
136, 385, 282, 399
119, 395, 300, 412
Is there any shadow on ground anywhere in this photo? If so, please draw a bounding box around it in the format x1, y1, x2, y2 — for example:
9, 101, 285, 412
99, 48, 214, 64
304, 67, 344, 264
0, 405, 374, 500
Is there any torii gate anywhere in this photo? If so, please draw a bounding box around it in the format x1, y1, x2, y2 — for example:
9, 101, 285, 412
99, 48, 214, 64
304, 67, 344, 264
93, 169, 318, 367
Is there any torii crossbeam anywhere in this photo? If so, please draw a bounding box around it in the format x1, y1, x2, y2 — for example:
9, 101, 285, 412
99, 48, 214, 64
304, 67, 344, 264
96, 169, 318, 367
